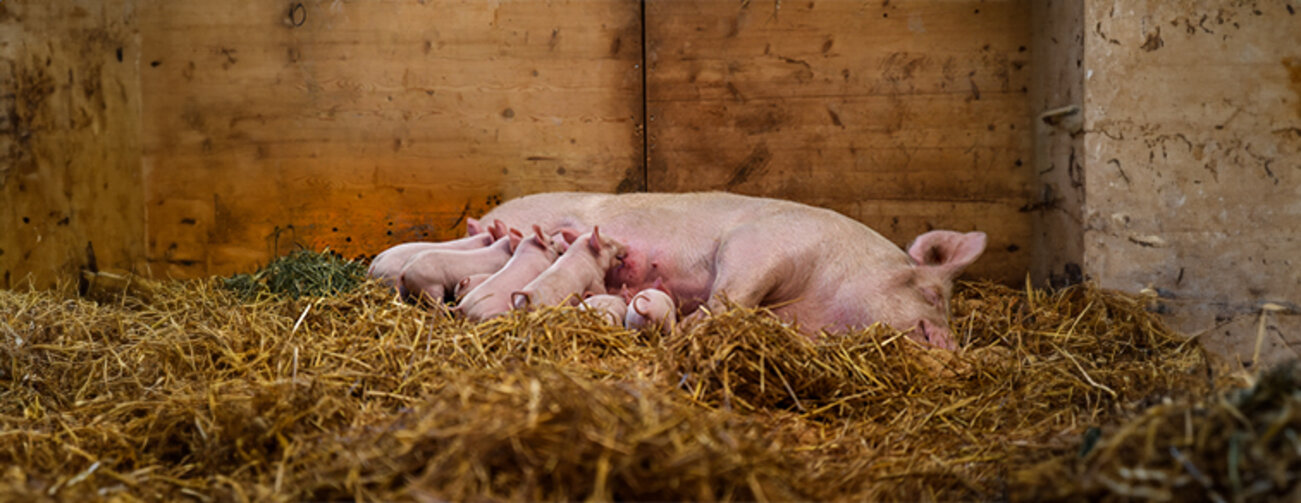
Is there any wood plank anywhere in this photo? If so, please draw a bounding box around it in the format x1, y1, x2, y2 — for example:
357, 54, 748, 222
0, 0, 147, 289
1028, 0, 1084, 287
140, 0, 644, 277
646, 0, 1034, 283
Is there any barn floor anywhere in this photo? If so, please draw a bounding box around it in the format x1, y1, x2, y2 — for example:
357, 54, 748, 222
0, 260, 1293, 501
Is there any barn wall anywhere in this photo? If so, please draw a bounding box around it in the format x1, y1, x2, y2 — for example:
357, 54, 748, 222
0, 1, 147, 289
137, 0, 644, 278
1029, 1, 1085, 287
1082, 0, 1301, 365
644, 0, 1035, 284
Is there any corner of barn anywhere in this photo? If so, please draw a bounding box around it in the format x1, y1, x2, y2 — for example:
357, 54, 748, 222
3, 0, 1300, 500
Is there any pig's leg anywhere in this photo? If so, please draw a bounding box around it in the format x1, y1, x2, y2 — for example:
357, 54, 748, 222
683, 227, 806, 327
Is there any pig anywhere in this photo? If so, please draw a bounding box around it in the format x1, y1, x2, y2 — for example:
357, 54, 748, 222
476, 192, 986, 349
511, 227, 626, 311
369, 218, 511, 287
457, 226, 572, 321
624, 288, 676, 334
453, 273, 492, 301
397, 229, 521, 305
577, 294, 628, 326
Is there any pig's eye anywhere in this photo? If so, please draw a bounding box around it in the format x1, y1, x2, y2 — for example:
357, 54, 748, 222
921, 288, 943, 307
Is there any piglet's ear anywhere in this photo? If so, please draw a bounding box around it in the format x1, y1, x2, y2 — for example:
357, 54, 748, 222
511, 292, 531, 310
507, 230, 523, 253
466, 218, 483, 237
533, 225, 552, 247
490, 220, 509, 240
907, 231, 987, 280
588, 226, 602, 252
559, 229, 580, 244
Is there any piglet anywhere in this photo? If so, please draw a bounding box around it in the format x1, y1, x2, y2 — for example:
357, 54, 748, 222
369, 219, 510, 287
624, 288, 676, 334
512, 227, 625, 310
578, 294, 628, 326
398, 229, 521, 305
453, 273, 492, 301
457, 226, 572, 321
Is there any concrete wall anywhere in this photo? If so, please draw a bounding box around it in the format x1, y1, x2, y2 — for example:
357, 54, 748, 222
1082, 0, 1301, 366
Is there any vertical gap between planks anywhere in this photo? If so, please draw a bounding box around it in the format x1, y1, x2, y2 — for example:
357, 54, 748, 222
640, 0, 651, 192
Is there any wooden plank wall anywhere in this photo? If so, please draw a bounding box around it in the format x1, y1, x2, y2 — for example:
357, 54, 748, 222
138, 0, 644, 278
645, 0, 1033, 283
1029, 0, 1084, 287
5, 0, 1037, 285
0, 1, 146, 289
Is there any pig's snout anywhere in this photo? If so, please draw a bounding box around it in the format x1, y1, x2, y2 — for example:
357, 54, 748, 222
917, 319, 956, 350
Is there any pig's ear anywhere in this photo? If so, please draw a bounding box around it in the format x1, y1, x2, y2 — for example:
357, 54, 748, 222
466, 218, 483, 237
632, 296, 651, 317
558, 229, 580, 244
511, 292, 531, 309
533, 225, 553, 247
491, 220, 509, 240
507, 230, 523, 253
588, 226, 602, 252
907, 231, 987, 279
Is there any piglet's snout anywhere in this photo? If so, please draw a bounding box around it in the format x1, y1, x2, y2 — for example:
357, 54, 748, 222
918, 319, 956, 351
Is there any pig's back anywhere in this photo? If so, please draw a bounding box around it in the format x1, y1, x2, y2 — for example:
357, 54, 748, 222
481, 191, 804, 233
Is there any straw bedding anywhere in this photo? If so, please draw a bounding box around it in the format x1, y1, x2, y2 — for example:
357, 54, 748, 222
0, 252, 1284, 501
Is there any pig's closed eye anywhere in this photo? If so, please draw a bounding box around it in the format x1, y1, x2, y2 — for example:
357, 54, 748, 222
921, 288, 943, 307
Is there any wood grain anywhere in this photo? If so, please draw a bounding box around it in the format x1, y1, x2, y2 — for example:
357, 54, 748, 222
139, 0, 644, 277
645, 0, 1034, 283
0, 0, 146, 289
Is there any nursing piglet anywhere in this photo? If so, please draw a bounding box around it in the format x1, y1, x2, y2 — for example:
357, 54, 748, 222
453, 273, 492, 301
397, 229, 521, 304
512, 227, 625, 310
577, 294, 628, 326
624, 288, 676, 334
369, 219, 511, 287
457, 226, 571, 321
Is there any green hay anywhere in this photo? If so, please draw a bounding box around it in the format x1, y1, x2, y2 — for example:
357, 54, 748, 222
223, 248, 367, 301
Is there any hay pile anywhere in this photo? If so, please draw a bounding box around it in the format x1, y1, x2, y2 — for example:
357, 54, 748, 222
1016, 362, 1301, 502
0, 256, 1255, 501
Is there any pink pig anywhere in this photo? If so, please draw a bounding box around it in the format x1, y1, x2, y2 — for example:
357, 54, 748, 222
369, 218, 511, 287
457, 226, 572, 321
477, 192, 986, 349
577, 294, 628, 326
397, 230, 521, 304
624, 288, 676, 334
453, 273, 492, 301
511, 227, 626, 311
